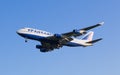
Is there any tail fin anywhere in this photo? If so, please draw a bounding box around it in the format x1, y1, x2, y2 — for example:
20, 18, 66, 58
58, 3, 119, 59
81, 31, 94, 41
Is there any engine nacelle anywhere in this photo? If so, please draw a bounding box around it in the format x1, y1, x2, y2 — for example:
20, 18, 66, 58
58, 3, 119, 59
73, 29, 79, 34
36, 45, 42, 49
73, 29, 86, 34
54, 34, 62, 38
40, 48, 48, 52
36, 45, 48, 52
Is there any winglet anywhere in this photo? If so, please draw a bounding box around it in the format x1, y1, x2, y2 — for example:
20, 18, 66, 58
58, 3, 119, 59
98, 22, 104, 25
80, 22, 104, 31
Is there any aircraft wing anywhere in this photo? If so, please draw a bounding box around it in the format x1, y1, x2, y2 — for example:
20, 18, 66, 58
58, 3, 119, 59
45, 35, 73, 45
40, 38, 70, 52
41, 35, 73, 52
62, 22, 104, 37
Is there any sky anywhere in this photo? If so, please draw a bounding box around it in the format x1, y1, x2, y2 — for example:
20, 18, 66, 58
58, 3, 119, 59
0, 0, 120, 75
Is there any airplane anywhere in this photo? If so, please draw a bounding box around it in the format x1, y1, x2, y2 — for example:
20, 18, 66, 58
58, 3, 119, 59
16, 22, 104, 52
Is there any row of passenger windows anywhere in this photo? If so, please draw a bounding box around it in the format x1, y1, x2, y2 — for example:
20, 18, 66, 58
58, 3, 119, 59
28, 29, 51, 35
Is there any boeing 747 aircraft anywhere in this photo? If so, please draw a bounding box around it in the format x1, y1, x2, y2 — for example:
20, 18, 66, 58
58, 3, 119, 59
17, 22, 104, 52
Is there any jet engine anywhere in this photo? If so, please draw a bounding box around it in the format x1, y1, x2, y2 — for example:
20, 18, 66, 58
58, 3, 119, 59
73, 29, 86, 34
36, 45, 48, 52
73, 29, 79, 34
36, 45, 42, 49
40, 48, 48, 52
54, 34, 62, 38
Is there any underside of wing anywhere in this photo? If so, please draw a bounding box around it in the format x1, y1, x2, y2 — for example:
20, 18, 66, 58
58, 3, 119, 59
45, 34, 73, 43
39, 41, 63, 52
37, 36, 73, 52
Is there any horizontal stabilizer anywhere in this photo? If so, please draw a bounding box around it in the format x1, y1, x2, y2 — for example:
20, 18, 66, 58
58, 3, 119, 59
86, 38, 102, 44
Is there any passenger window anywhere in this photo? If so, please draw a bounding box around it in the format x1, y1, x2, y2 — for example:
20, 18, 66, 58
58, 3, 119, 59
28, 29, 31, 32
47, 33, 49, 35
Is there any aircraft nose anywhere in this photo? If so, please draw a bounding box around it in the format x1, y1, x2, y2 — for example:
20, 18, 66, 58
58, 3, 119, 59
16, 29, 25, 38
16, 29, 22, 35
16, 30, 20, 34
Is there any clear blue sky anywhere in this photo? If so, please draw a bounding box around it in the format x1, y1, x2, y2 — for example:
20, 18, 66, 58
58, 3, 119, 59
0, 0, 120, 75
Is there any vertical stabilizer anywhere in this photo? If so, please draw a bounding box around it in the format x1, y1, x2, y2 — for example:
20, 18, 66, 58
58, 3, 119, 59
81, 31, 94, 41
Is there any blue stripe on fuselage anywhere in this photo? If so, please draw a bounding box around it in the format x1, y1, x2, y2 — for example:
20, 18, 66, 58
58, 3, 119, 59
65, 42, 82, 47
18, 33, 46, 41
18, 33, 82, 47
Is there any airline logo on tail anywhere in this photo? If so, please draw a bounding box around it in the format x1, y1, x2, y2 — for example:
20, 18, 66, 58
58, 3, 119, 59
81, 31, 94, 41
79, 31, 102, 46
